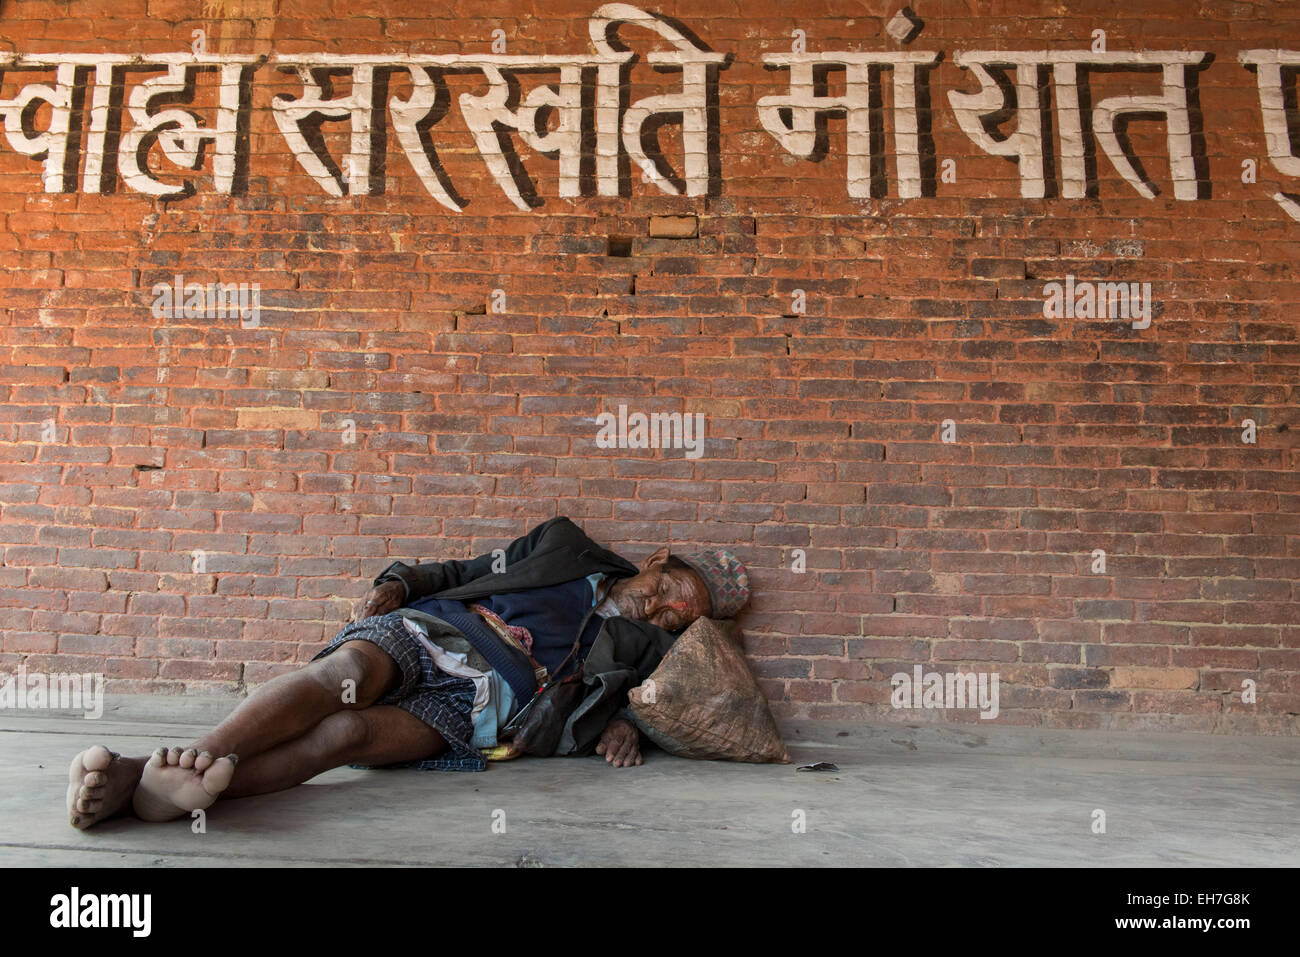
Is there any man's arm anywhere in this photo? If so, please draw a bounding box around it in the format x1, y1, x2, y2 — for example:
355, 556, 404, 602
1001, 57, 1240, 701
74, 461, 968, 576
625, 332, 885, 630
355, 579, 407, 619
595, 711, 642, 768
356, 516, 580, 616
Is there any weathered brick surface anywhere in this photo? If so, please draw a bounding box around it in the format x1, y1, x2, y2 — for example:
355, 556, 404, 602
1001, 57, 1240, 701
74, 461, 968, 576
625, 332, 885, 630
0, 1, 1297, 732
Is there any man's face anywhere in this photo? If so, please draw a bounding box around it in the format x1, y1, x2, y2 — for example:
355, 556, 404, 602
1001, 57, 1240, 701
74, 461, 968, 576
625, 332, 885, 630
607, 547, 710, 631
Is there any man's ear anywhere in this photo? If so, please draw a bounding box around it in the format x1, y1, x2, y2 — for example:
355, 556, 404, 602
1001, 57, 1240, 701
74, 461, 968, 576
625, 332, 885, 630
638, 545, 671, 573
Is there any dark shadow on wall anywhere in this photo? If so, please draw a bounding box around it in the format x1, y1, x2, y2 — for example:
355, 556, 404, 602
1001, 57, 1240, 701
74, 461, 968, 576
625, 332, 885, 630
1281, 65, 1300, 159
229, 61, 258, 195
1185, 55, 1214, 199
915, 55, 942, 197
1035, 64, 1059, 199
366, 66, 392, 197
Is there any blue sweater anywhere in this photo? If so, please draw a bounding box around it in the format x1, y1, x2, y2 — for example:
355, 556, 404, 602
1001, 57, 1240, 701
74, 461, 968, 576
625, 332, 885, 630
406, 577, 606, 703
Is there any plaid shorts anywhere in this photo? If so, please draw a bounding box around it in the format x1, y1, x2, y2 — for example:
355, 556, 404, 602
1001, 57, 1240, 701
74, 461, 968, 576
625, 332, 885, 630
312, 612, 486, 772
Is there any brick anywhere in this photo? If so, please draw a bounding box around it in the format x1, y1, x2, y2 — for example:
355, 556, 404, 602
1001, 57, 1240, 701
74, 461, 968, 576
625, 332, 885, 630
1109, 667, 1201, 691
648, 216, 699, 239
235, 409, 318, 430
1050, 667, 1112, 690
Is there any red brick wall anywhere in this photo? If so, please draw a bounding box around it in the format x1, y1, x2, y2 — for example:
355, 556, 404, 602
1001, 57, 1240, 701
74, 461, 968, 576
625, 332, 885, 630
1, 0, 1297, 733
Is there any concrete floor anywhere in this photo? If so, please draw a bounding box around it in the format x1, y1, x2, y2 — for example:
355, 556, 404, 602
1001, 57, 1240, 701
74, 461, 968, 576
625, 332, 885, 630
3, 694, 1298, 867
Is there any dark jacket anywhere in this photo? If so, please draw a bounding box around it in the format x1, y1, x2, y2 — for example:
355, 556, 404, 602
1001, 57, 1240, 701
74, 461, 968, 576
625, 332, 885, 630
372, 517, 678, 756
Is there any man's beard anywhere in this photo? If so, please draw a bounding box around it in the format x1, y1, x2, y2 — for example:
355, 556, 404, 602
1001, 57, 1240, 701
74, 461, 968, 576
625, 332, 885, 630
606, 583, 644, 621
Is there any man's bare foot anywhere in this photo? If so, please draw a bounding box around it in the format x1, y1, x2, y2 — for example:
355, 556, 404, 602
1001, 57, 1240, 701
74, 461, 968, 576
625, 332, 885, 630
132, 746, 238, 822
67, 745, 146, 830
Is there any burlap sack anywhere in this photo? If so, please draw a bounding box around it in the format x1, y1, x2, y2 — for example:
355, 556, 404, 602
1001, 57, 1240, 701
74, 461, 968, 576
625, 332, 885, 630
626, 617, 790, 763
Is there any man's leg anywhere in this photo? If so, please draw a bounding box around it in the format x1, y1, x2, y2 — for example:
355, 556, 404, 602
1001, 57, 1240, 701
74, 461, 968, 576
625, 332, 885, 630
132, 706, 445, 818
69, 636, 401, 828
192, 639, 400, 759
131, 639, 403, 821
219, 705, 447, 799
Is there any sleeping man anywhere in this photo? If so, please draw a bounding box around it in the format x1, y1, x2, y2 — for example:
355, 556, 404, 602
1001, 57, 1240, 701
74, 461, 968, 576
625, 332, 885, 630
66, 516, 749, 828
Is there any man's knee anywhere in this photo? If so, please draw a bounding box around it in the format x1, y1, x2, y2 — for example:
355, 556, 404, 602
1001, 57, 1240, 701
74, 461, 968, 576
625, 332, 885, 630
316, 707, 441, 768
314, 710, 374, 764
312, 641, 398, 708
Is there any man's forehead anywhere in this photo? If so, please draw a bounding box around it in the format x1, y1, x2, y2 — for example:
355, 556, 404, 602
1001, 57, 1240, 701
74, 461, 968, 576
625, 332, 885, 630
667, 563, 708, 599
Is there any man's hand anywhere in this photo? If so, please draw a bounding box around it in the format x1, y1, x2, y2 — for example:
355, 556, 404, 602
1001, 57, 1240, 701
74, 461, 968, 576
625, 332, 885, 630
595, 717, 642, 768
355, 580, 405, 620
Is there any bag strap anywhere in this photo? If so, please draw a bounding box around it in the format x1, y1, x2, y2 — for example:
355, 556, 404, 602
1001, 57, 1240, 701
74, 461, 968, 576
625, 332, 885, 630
498, 576, 616, 739
548, 575, 614, 684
